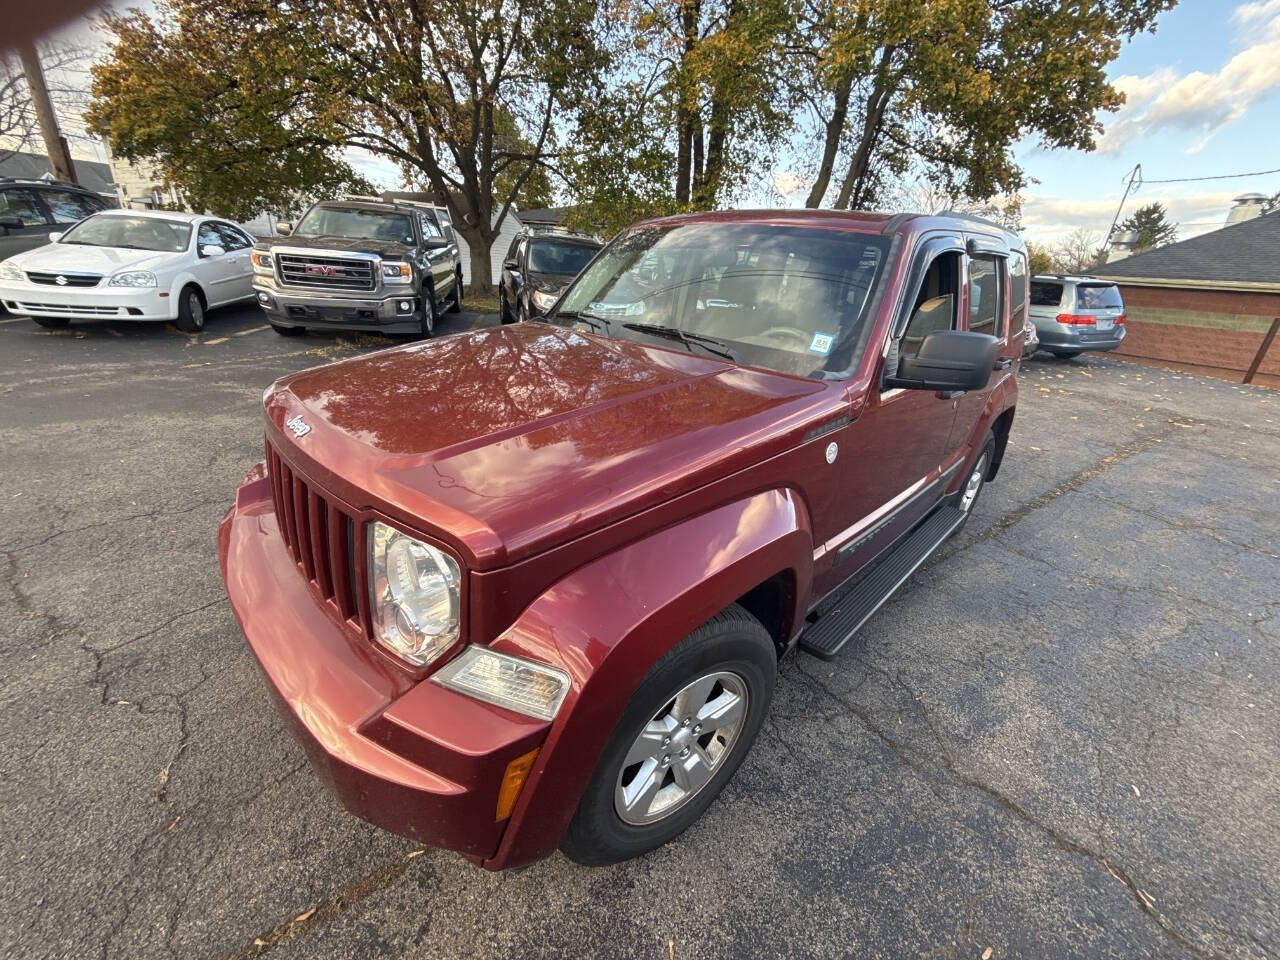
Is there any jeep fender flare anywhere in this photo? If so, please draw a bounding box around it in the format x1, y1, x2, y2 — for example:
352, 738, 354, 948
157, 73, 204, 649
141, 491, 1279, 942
481, 487, 813, 869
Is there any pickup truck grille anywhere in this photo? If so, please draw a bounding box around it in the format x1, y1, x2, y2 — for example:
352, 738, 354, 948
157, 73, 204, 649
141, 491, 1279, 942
266, 441, 364, 630
277, 253, 376, 291
26, 272, 102, 287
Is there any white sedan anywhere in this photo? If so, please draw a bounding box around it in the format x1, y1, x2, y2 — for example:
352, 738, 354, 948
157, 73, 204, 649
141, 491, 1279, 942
0, 209, 256, 331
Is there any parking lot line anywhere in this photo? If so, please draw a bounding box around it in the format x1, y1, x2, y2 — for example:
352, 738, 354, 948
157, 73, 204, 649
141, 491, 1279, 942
0, 316, 26, 325
233, 324, 271, 337
203, 336, 230, 346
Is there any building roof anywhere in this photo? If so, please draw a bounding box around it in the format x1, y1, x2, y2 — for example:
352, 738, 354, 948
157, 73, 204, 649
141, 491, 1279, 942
1097, 211, 1280, 289
0, 150, 116, 196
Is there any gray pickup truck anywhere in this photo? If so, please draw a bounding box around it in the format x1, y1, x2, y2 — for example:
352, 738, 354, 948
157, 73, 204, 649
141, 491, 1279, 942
251, 198, 462, 338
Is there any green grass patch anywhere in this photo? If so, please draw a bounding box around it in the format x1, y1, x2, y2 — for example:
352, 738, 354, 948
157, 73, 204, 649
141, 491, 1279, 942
462, 286, 502, 316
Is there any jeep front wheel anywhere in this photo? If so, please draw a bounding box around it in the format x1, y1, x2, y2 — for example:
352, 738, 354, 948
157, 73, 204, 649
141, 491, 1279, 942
560, 604, 775, 866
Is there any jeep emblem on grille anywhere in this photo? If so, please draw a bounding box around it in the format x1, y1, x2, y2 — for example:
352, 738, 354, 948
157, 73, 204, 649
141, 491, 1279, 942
285, 415, 311, 438
55, 275, 68, 285
304, 264, 338, 276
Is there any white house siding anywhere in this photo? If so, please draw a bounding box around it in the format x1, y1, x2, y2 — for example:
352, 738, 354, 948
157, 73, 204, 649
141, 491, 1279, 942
456, 208, 522, 285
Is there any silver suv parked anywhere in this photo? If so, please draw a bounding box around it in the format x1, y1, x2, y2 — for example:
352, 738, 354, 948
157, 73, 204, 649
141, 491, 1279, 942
1029, 275, 1126, 359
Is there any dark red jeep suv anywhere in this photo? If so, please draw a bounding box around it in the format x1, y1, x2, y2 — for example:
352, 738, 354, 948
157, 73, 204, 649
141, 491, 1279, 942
219, 209, 1023, 869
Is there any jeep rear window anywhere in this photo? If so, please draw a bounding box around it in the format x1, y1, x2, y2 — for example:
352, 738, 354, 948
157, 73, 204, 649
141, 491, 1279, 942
1075, 283, 1123, 310
1030, 281, 1063, 306
293, 207, 414, 244
548, 222, 890, 378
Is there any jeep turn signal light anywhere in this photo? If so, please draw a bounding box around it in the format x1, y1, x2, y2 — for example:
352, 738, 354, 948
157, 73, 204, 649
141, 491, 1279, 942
496, 748, 539, 821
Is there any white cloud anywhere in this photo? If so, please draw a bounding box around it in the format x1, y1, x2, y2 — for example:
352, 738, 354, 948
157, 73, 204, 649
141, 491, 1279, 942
1021, 187, 1245, 245
1097, 4, 1280, 155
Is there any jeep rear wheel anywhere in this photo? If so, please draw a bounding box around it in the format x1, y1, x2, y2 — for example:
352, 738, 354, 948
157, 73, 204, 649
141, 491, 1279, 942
560, 604, 775, 866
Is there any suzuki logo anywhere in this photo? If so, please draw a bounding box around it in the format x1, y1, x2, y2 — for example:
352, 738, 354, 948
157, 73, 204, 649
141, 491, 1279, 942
55, 275, 68, 285
285, 415, 311, 439
304, 264, 338, 276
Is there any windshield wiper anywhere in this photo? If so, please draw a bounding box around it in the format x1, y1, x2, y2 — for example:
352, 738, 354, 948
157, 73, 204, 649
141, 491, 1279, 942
621, 322, 735, 361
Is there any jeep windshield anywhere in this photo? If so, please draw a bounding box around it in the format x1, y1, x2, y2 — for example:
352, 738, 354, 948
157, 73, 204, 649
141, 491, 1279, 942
293, 207, 414, 244
58, 214, 191, 252
547, 221, 890, 377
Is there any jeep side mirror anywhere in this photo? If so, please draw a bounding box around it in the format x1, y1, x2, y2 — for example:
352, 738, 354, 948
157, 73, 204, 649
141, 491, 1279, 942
275, 221, 293, 236
885, 330, 998, 393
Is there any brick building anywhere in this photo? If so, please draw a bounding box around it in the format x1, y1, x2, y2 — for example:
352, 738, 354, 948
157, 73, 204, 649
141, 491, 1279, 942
1096, 212, 1280, 379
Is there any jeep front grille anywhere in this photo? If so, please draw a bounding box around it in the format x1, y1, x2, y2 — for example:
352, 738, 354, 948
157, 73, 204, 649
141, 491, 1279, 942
266, 440, 365, 632
277, 253, 376, 291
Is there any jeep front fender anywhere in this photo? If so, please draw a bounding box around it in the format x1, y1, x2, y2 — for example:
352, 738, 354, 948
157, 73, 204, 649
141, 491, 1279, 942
481, 487, 813, 869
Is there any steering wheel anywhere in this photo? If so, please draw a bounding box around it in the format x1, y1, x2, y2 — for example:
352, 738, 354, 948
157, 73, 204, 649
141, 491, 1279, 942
756, 326, 815, 349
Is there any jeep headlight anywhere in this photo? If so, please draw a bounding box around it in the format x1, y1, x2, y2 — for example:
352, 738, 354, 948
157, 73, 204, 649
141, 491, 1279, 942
108, 271, 157, 287
368, 521, 461, 667
530, 288, 558, 311
0, 260, 23, 282
382, 262, 412, 283
433, 646, 570, 721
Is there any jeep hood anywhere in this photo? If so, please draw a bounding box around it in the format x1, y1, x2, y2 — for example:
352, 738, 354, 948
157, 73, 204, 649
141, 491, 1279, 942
264, 323, 830, 568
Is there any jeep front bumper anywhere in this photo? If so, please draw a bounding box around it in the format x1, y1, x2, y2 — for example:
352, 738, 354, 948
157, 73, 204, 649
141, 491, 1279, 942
217, 467, 551, 864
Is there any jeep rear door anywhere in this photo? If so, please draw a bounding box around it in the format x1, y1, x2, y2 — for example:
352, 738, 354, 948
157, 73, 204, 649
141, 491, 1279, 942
948, 240, 1014, 462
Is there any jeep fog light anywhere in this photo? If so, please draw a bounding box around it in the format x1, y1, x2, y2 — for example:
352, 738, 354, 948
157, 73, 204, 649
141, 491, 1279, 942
432, 646, 569, 721
368, 521, 461, 667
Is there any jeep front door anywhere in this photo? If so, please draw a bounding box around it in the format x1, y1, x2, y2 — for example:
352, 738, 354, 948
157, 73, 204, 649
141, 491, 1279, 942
815, 240, 964, 597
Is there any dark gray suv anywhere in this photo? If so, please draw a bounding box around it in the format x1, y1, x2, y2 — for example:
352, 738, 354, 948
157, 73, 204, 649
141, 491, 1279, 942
0, 178, 112, 264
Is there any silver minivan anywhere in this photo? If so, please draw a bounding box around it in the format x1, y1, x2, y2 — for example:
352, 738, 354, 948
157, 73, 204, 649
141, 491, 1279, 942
1029, 275, 1127, 359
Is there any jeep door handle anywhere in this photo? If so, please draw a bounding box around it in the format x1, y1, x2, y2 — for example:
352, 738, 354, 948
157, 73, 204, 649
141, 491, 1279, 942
993, 358, 1012, 370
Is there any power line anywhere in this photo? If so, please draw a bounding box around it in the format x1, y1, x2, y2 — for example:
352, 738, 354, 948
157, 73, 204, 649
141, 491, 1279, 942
1136, 167, 1280, 185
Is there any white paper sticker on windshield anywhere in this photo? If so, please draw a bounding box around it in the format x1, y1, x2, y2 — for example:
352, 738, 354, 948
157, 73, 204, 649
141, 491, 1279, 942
808, 332, 835, 355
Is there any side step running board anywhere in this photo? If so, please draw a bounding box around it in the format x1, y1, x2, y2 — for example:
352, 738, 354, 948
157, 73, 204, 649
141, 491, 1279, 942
799, 505, 967, 660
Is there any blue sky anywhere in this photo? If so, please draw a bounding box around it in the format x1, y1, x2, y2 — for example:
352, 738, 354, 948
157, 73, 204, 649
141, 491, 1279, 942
1012, 0, 1280, 244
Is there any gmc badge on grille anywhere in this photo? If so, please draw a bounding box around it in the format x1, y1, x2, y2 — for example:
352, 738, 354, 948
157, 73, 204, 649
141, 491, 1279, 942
285, 415, 311, 438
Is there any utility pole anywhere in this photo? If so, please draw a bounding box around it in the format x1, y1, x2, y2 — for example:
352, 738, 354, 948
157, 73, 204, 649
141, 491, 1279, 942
1104, 163, 1141, 248
16, 41, 78, 185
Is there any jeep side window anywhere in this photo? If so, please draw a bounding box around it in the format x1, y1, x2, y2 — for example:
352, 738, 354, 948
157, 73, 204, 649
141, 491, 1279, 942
900, 251, 960, 355
1009, 251, 1028, 332
968, 254, 1004, 339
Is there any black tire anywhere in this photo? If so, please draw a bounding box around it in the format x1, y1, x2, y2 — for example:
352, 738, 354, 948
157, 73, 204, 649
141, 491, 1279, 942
447, 270, 462, 313
954, 432, 996, 528
1051, 350, 1082, 359
499, 286, 514, 324
560, 604, 776, 866
173, 285, 206, 332
32, 315, 70, 328
419, 286, 436, 338
270, 322, 305, 336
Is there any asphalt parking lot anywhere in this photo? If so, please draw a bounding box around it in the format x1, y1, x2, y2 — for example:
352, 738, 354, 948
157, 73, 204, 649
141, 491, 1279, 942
2, 303, 1277, 960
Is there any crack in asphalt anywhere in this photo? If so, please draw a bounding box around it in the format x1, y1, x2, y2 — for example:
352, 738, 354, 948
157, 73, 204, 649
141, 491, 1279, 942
789, 659, 1224, 960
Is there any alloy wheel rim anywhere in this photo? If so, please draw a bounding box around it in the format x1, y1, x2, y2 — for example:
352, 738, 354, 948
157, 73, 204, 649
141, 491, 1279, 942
190, 293, 203, 328
614, 671, 748, 826
960, 452, 987, 512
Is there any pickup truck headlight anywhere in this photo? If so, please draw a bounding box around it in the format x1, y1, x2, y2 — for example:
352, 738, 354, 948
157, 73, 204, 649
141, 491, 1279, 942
250, 251, 273, 273
107, 271, 157, 287
433, 646, 570, 721
382, 263, 412, 283
530, 289, 558, 311
368, 521, 461, 667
